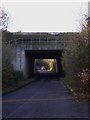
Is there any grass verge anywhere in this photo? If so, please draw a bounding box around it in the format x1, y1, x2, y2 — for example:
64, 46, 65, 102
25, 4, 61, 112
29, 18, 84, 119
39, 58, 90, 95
63, 78, 89, 101
2, 79, 32, 95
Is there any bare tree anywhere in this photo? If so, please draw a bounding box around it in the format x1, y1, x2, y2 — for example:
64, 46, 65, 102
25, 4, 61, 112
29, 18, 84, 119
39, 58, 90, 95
0, 8, 9, 31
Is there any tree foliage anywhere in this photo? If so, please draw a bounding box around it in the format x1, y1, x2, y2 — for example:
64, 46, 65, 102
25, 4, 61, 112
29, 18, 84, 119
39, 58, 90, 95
0, 8, 9, 30
63, 15, 89, 96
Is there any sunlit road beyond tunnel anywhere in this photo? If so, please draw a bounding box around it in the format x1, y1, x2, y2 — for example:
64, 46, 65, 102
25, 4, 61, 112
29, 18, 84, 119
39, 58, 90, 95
2, 79, 88, 118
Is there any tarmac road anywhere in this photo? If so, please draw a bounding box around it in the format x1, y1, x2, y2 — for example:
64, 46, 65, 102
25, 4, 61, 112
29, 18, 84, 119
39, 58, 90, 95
2, 78, 88, 118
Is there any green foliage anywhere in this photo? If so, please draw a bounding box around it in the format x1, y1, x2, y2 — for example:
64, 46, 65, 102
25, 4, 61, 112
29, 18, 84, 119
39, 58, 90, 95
2, 60, 24, 91
62, 15, 89, 96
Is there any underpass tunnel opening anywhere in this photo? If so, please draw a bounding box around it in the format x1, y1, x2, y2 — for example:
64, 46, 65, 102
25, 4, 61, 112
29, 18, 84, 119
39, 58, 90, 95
25, 50, 64, 78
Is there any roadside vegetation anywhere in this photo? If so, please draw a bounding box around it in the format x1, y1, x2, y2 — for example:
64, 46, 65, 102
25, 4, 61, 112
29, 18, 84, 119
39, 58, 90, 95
2, 45, 32, 94
62, 15, 90, 101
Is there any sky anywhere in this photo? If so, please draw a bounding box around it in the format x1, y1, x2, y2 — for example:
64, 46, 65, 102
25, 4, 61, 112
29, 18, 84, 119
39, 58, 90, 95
1, 0, 88, 32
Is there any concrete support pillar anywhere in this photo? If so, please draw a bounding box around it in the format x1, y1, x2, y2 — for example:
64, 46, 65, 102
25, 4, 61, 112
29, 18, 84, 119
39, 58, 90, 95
25, 53, 34, 78
57, 57, 63, 77
28, 58, 34, 77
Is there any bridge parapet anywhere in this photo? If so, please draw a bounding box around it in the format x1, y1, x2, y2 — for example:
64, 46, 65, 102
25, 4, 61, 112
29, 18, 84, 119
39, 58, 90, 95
4, 38, 72, 50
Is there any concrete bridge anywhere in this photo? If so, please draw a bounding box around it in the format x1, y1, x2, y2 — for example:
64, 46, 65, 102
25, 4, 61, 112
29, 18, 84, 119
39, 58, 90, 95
4, 37, 72, 78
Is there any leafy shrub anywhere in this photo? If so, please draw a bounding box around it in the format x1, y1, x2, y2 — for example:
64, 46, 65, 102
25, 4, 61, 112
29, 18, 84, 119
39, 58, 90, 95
78, 69, 90, 93
62, 15, 89, 95
2, 58, 24, 91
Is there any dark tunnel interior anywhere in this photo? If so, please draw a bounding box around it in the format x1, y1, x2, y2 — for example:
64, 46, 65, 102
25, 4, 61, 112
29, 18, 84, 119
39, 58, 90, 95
25, 50, 64, 78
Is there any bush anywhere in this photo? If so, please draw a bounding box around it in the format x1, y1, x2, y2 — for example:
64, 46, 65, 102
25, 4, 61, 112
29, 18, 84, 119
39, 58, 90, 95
78, 69, 90, 93
62, 16, 89, 95
2, 57, 24, 91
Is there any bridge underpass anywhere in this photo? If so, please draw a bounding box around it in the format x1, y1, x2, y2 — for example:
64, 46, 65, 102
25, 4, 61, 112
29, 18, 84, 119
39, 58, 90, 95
25, 50, 63, 78
5, 37, 70, 79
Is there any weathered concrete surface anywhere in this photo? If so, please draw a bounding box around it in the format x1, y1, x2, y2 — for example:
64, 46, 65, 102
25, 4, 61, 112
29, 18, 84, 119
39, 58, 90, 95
2, 79, 88, 118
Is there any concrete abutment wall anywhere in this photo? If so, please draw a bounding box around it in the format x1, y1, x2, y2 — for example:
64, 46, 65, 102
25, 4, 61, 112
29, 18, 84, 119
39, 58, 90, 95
10, 46, 64, 78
